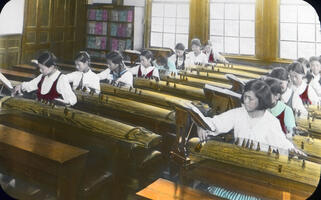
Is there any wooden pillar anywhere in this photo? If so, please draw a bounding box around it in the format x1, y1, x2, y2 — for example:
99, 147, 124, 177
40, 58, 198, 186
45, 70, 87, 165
144, 0, 152, 48
255, 0, 280, 62
189, 0, 209, 48
112, 0, 123, 6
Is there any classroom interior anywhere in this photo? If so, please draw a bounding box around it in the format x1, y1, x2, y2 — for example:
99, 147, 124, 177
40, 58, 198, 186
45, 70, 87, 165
0, 0, 320, 199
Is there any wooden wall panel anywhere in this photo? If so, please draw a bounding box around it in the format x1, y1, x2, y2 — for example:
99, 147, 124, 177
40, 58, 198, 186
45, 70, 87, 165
21, 0, 87, 63
0, 35, 21, 68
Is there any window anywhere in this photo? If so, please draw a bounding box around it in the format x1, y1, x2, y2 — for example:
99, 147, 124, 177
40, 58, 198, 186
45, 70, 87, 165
150, 0, 190, 49
0, 0, 25, 35
209, 0, 256, 56
280, 0, 321, 59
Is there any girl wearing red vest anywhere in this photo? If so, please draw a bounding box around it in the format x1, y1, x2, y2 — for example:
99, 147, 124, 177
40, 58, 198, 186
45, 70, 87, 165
128, 50, 160, 80
203, 40, 228, 64
264, 78, 296, 139
288, 62, 319, 117
12, 51, 77, 106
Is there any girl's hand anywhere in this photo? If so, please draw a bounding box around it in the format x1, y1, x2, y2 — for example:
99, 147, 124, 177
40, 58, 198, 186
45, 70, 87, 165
11, 85, 22, 97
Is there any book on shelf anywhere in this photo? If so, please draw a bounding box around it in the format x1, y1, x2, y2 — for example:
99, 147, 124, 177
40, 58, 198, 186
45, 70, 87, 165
102, 10, 108, 21
96, 9, 103, 21
88, 9, 96, 20
111, 10, 118, 21
127, 10, 133, 22
119, 10, 127, 22
110, 23, 117, 36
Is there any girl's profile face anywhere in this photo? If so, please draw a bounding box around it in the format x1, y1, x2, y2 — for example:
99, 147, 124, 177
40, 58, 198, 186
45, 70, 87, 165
310, 61, 321, 76
38, 63, 54, 76
204, 45, 211, 54
107, 59, 118, 72
75, 61, 89, 72
243, 91, 259, 112
280, 80, 288, 93
289, 71, 303, 87
140, 55, 151, 68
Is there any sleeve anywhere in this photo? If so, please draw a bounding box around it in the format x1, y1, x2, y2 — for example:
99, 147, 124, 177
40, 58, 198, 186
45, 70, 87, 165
168, 55, 176, 67
184, 53, 193, 68
291, 92, 308, 117
310, 79, 321, 97
284, 106, 296, 132
117, 72, 133, 88
97, 68, 113, 81
65, 72, 77, 83
167, 60, 178, 73
210, 109, 237, 133
127, 66, 139, 76
213, 51, 227, 63
21, 74, 43, 93
268, 119, 295, 151
56, 75, 77, 106
152, 67, 160, 79
201, 54, 208, 65
92, 74, 101, 94
308, 84, 320, 105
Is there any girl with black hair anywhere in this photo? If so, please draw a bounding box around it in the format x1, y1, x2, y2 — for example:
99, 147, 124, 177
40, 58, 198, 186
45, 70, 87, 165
98, 51, 133, 88
168, 43, 187, 70
66, 51, 100, 94
128, 49, 160, 80
153, 55, 177, 75
197, 79, 301, 154
203, 40, 228, 64
288, 62, 319, 117
185, 38, 208, 68
12, 51, 77, 105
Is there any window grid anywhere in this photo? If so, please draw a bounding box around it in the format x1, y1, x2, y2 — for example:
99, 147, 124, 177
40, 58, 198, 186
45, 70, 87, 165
209, 1, 256, 56
279, 0, 321, 59
150, 0, 189, 49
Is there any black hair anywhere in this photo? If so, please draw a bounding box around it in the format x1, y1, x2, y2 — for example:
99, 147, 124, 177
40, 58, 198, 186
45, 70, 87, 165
191, 38, 201, 47
175, 43, 185, 51
309, 56, 320, 63
106, 51, 123, 65
287, 62, 305, 75
75, 51, 91, 64
156, 56, 169, 69
264, 77, 282, 96
37, 51, 57, 68
140, 49, 154, 65
241, 79, 272, 110
297, 57, 309, 69
269, 67, 289, 81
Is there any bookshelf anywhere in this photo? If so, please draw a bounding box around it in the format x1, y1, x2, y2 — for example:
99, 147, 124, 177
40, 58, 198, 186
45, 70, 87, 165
86, 4, 134, 60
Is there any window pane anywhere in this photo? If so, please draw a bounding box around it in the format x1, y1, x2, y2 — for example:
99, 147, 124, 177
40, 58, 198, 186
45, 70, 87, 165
280, 23, 297, 41
164, 4, 176, 18
298, 42, 315, 58
152, 3, 164, 17
298, 24, 315, 42
316, 25, 321, 42
164, 17, 176, 33
176, 34, 189, 48
177, 4, 189, 18
210, 19, 224, 36
176, 18, 189, 33
151, 17, 163, 32
240, 38, 254, 55
210, 3, 224, 19
225, 20, 239, 37
280, 5, 297, 23
163, 33, 175, 49
298, 5, 316, 23
225, 4, 239, 20
316, 43, 321, 56
211, 36, 224, 52
151, 32, 163, 47
280, 41, 297, 59
240, 21, 254, 37
225, 37, 239, 54
240, 4, 255, 20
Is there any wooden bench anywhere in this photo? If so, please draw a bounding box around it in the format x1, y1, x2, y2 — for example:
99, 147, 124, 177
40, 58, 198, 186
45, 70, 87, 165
136, 178, 224, 200
0, 69, 36, 82
0, 124, 88, 200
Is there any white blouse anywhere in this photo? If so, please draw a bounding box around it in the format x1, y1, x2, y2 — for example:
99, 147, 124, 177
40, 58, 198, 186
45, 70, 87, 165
185, 51, 208, 68
198, 107, 295, 155
21, 70, 77, 106
66, 69, 100, 94
309, 73, 321, 97
168, 54, 184, 69
98, 68, 133, 88
128, 65, 160, 79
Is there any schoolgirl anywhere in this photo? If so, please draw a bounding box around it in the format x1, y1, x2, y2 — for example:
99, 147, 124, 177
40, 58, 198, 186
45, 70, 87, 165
185, 38, 208, 68
168, 43, 187, 70
203, 40, 228, 64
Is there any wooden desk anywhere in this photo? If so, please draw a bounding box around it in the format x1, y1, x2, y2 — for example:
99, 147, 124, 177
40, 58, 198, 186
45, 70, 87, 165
136, 178, 224, 200
0, 124, 88, 200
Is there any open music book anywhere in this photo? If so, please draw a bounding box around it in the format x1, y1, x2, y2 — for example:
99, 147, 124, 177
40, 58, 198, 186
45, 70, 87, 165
0, 72, 13, 90
204, 84, 241, 99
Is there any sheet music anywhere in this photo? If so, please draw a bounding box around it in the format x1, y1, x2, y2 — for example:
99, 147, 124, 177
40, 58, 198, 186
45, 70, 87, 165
0, 73, 13, 89
204, 84, 241, 99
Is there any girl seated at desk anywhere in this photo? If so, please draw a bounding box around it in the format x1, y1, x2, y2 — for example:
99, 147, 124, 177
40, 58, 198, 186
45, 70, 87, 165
168, 43, 187, 70
12, 51, 77, 106
185, 38, 208, 68
128, 50, 160, 80
203, 40, 228, 64
197, 79, 301, 155
66, 51, 100, 94
153, 55, 177, 76
98, 51, 133, 88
